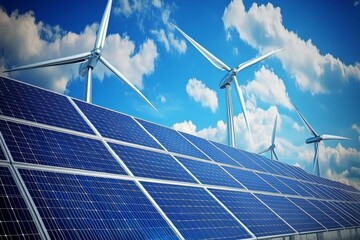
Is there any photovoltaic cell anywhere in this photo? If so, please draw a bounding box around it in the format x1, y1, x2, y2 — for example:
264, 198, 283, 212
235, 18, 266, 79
211, 141, 267, 172
142, 182, 252, 239
109, 143, 196, 183
329, 202, 360, 227
289, 198, 343, 230
19, 169, 178, 240
257, 194, 325, 233
0, 120, 126, 175
257, 173, 298, 195
74, 100, 162, 149
0, 166, 41, 239
0, 77, 93, 134
177, 157, 243, 188
225, 167, 278, 193
211, 189, 296, 238
277, 177, 313, 197
180, 132, 239, 166
137, 119, 209, 160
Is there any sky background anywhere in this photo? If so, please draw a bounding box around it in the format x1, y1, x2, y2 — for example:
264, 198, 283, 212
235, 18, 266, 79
1, 0, 360, 188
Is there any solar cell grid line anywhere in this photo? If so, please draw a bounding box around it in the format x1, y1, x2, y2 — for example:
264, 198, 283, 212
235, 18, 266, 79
0, 166, 43, 239
256, 194, 326, 233
73, 99, 162, 150
329, 201, 360, 227
289, 197, 343, 230
328, 187, 352, 201
224, 167, 279, 193
177, 157, 244, 188
136, 118, 209, 160
141, 181, 253, 240
0, 120, 127, 175
0, 76, 94, 134
179, 131, 241, 166
306, 183, 335, 200
211, 141, 268, 172
257, 157, 294, 177
18, 168, 179, 240
282, 164, 314, 182
296, 181, 324, 199
108, 143, 197, 183
210, 189, 297, 238
344, 203, 360, 221
256, 173, 298, 195
277, 176, 313, 197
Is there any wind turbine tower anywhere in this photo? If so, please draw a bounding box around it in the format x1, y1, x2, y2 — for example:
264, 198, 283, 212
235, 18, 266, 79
258, 115, 279, 161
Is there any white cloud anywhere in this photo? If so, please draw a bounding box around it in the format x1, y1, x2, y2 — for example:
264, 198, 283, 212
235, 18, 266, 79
151, 28, 187, 54
0, 8, 158, 93
292, 122, 303, 132
327, 169, 360, 190
152, 0, 162, 8
222, 0, 360, 94
245, 66, 292, 109
114, 0, 145, 17
157, 94, 166, 103
352, 124, 360, 141
232, 47, 238, 56
172, 120, 197, 135
186, 78, 218, 113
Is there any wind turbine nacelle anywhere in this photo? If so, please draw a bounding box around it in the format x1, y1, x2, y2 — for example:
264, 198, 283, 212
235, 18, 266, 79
306, 136, 321, 144
219, 71, 236, 89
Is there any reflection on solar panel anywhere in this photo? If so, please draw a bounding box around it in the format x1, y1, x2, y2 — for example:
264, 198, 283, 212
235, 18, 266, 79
0, 120, 126, 175
0, 166, 42, 239
75, 100, 162, 149
109, 143, 196, 183
19, 169, 178, 239
1, 76, 359, 239
142, 182, 252, 239
211, 189, 296, 238
0, 77, 93, 134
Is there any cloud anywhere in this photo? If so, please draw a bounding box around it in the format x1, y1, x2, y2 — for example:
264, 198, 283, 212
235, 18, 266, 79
245, 66, 292, 109
0, 8, 158, 93
352, 124, 360, 141
327, 169, 360, 190
172, 120, 197, 135
151, 28, 187, 54
222, 0, 360, 94
114, 0, 145, 17
186, 78, 218, 113
152, 0, 162, 8
157, 94, 167, 103
292, 122, 303, 132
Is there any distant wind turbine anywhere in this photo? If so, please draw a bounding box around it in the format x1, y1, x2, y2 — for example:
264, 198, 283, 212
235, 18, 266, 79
294, 105, 350, 177
258, 115, 279, 161
4, 0, 156, 111
171, 23, 282, 147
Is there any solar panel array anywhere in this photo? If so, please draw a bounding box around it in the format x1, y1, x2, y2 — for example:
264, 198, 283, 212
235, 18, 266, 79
0, 76, 359, 239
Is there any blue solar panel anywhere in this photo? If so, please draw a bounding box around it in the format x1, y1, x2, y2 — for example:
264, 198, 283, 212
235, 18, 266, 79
109, 143, 196, 183
19, 169, 178, 239
177, 157, 243, 188
0, 147, 5, 160
137, 119, 209, 160
211, 189, 296, 238
225, 167, 278, 193
142, 182, 252, 239
289, 198, 343, 230
211, 141, 267, 172
329, 202, 360, 227
257, 194, 325, 233
0, 120, 126, 175
0, 77, 93, 134
257, 173, 298, 195
74, 100, 162, 149
180, 132, 239, 166
0, 166, 41, 239
277, 177, 313, 197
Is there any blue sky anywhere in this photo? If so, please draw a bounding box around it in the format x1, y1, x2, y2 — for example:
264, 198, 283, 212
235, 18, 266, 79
1, 0, 360, 188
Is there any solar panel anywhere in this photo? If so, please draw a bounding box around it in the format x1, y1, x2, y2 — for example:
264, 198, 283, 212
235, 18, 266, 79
74, 100, 162, 149
0, 77, 93, 134
256, 173, 298, 195
0, 120, 126, 175
224, 167, 278, 193
177, 157, 243, 188
19, 168, 178, 239
179, 132, 239, 166
328, 201, 360, 227
0, 166, 42, 239
0, 147, 5, 160
137, 118, 209, 159
210, 189, 296, 238
289, 197, 343, 230
256, 194, 326, 233
108, 143, 196, 183
211, 141, 267, 172
276, 177, 313, 197
142, 182, 252, 239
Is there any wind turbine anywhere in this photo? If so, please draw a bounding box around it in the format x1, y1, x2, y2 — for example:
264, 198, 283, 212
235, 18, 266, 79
294, 105, 350, 177
4, 0, 156, 111
258, 115, 279, 161
171, 23, 282, 147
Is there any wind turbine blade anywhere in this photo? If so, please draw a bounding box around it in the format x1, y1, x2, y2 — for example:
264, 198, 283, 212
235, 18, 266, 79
271, 115, 278, 145
321, 134, 351, 141
258, 146, 271, 155
293, 104, 318, 137
4, 52, 91, 73
233, 76, 252, 137
272, 149, 279, 161
236, 48, 282, 73
99, 56, 157, 111
170, 23, 231, 72
95, 0, 112, 50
